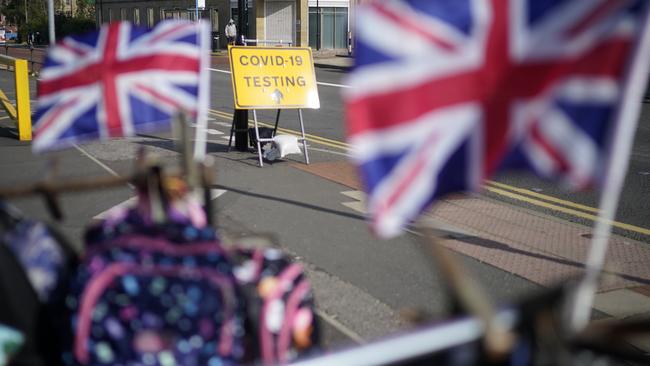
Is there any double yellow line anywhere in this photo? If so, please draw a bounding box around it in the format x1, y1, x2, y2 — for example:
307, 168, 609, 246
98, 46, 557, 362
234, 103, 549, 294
484, 181, 650, 236
208, 108, 650, 237
209, 109, 348, 150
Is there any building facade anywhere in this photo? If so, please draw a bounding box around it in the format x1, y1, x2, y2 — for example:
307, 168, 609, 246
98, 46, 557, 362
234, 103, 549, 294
96, 0, 351, 51
60, 0, 78, 16
308, 0, 349, 50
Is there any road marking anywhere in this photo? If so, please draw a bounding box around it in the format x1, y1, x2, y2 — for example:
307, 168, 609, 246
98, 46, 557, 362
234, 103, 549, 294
341, 190, 368, 214
209, 189, 227, 199
308, 146, 350, 157
208, 109, 349, 150
210, 109, 350, 151
340, 185, 650, 238
208, 67, 351, 88
211, 121, 232, 128
486, 180, 599, 214
74, 144, 123, 179
207, 106, 649, 236
342, 200, 367, 214
486, 186, 650, 236
94, 189, 227, 220
205, 128, 223, 135
208, 68, 231, 74
341, 190, 366, 201
94, 196, 138, 219
317, 81, 351, 88
271, 125, 348, 150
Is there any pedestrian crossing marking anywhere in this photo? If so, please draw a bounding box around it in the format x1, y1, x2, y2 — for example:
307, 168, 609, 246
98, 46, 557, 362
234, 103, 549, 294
205, 128, 224, 135
341, 190, 366, 201
94, 189, 227, 219
341, 190, 367, 214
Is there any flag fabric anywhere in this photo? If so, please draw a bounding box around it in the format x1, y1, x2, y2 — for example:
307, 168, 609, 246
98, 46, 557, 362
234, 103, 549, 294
33, 20, 210, 152
346, 0, 650, 238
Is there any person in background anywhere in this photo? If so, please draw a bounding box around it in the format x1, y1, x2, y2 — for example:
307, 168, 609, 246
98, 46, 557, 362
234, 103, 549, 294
225, 19, 237, 45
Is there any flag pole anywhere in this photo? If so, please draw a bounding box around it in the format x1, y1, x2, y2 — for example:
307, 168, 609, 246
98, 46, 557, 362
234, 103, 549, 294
47, 0, 55, 45
193, 20, 211, 161
570, 7, 650, 331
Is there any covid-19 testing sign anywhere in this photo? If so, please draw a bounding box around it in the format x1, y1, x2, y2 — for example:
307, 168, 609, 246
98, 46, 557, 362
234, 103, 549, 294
228, 46, 320, 109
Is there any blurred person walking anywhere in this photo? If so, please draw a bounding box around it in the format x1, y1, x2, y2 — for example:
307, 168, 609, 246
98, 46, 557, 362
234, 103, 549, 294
225, 19, 237, 45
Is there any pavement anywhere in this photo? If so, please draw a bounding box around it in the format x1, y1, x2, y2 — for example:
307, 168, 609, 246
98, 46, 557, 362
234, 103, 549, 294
312, 53, 354, 70
208, 49, 354, 71
0, 57, 649, 359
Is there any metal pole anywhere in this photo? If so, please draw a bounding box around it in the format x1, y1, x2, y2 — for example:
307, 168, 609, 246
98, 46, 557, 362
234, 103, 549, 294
316, 0, 320, 50
47, 0, 55, 45
253, 110, 263, 167
98, 0, 102, 26
233, 0, 249, 151
298, 109, 310, 165
193, 21, 211, 161
195, 0, 199, 21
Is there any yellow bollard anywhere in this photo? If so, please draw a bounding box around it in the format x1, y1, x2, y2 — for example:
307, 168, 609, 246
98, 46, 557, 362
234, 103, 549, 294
14, 59, 32, 141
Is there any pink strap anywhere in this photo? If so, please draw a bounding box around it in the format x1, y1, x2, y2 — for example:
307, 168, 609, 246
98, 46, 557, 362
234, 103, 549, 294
259, 263, 304, 364
278, 280, 311, 362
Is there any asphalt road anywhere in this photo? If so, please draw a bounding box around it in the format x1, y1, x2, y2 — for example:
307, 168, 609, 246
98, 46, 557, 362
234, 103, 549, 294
207, 61, 650, 244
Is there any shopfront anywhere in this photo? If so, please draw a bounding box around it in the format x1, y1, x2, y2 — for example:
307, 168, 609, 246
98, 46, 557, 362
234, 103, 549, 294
308, 0, 349, 50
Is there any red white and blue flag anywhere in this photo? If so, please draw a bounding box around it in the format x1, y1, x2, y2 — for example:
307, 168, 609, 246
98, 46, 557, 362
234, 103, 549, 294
346, 0, 650, 238
33, 20, 210, 152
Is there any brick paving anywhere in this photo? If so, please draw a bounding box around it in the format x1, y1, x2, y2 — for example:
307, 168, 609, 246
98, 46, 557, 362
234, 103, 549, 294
294, 161, 650, 293
292, 161, 362, 190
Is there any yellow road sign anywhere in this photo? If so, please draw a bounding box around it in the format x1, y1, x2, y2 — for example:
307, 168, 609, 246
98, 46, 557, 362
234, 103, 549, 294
228, 46, 320, 109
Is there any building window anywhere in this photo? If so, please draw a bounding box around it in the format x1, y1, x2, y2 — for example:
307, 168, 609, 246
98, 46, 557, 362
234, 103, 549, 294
162, 9, 197, 21
133, 8, 140, 25
163, 10, 177, 20
147, 8, 155, 27
309, 7, 348, 50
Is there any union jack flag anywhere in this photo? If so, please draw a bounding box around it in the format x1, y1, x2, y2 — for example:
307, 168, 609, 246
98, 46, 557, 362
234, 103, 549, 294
346, 0, 650, 238
33, 20, 210, 152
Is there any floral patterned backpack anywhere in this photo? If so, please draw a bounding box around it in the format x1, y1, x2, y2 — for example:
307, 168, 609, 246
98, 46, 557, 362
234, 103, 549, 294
66, 208, 247, 366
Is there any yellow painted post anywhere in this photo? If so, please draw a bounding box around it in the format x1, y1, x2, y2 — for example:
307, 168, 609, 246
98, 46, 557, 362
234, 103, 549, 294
14, 59, 32, 141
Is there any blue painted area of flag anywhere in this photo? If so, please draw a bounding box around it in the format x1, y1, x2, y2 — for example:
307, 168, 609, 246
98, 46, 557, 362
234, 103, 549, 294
346, 0, 650, 238
32, 20, 210, 153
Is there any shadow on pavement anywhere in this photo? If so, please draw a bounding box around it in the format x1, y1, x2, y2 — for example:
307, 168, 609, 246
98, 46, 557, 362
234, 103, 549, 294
454, 235, 650, 286
215, 184, 366, 222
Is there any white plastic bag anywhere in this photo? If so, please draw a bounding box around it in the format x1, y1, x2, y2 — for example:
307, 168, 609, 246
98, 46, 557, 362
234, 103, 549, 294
272, 134, 302, 158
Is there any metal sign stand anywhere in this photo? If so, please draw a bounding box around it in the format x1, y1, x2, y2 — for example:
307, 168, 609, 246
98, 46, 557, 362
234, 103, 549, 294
227, 43, 319, 167
251, 109, 309, 167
